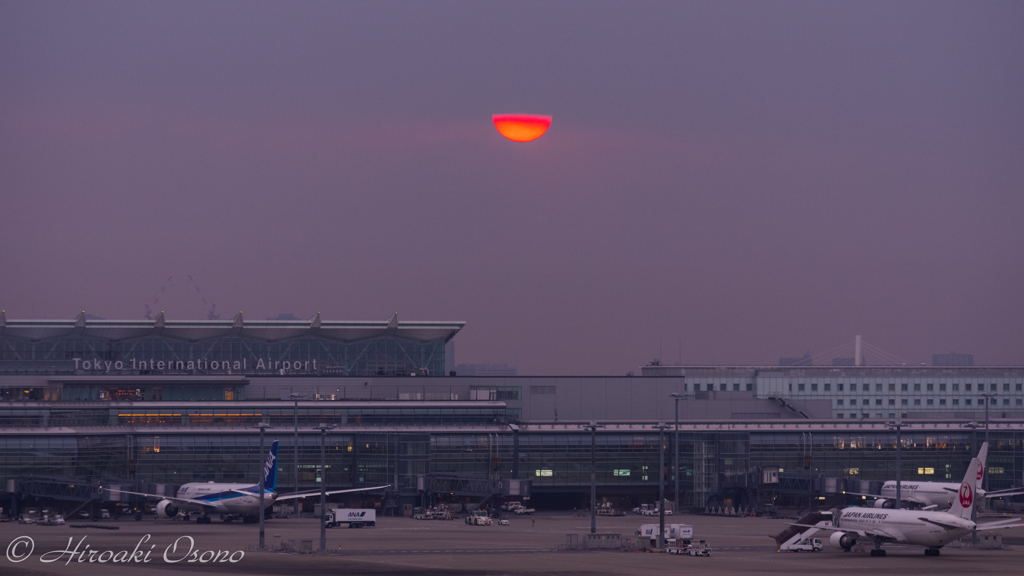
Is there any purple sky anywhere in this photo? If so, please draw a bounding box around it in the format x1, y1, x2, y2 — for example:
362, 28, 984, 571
1, 1, 1022, 374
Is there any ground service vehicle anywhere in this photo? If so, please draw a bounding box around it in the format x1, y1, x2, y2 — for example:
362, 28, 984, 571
688, 540, 712, 556
788, 538, 822, 552
325, 508, 376, 528
636, 523, 693, 547
498, 518, 510, 526
465, 509, 492, 526
512, 504, 536, 515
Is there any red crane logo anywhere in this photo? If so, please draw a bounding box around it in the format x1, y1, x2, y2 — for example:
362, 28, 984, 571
959, 483, 973, 508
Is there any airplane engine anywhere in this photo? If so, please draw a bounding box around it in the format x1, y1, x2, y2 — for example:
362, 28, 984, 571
156, 500, 179, 519
873, 499, 893, 509
829, 531, 856, 551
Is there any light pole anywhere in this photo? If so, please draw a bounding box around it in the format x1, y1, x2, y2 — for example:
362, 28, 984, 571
654, 423, 671, 549
291, 392, 300, 518
583, 421, 604, 534
886, 419, 903, 509
254, 422, 272, 549
670, 393, 683, 513
964, 421, 982, 545
316, 422, 336, 553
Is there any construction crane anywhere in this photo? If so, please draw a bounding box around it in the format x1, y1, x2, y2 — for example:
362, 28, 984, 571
187, 275, 220, 320
144, 274, 174, 320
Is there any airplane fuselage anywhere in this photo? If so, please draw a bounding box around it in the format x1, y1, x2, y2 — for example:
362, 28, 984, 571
172, 482, 277, 515
837, 506, 974, 547
878, 481, 987, 509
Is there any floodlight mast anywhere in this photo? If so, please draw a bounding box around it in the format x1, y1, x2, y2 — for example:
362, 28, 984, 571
254, 422, 272, 549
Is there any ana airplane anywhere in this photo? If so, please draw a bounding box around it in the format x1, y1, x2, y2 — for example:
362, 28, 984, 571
792, 455, 1024, 556
123, 441, 389, 524
846, 443, 1024, 510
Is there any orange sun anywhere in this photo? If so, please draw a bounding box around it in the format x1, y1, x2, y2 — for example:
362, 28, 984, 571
492, 114, 552, 142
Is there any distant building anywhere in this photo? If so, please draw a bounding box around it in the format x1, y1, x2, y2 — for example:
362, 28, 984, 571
779, 352, 812, 366
933, 353, 973, 367
832, 357, 855, 366
454, 363, 518, 376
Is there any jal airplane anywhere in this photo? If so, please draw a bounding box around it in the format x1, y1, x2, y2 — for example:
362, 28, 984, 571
846, 443, 1024, 510
124, 441, 389, 524
793, 456, 1024, 556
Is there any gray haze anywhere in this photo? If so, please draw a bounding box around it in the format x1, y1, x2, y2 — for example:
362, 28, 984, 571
1, 1, 1022, 373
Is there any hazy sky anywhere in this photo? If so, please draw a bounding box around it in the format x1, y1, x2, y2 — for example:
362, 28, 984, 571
1, 1, 1022, 373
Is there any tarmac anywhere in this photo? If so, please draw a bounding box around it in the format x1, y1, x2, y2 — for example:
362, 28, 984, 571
3, 512, 1024, 576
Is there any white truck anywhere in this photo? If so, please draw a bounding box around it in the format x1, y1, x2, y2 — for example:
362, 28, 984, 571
636, 523, 693, 547
325, 508, 376, 528
511, 503, 536, 515
465, 509, 492, 526
687, 540, 712, 557
787, 537, 822, 552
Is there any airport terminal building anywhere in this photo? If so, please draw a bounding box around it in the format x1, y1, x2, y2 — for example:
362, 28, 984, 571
1, 313, 1023, 516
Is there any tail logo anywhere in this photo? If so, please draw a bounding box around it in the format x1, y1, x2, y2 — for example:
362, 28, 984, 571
977, 466, 984, 481
959, 483, 973, 508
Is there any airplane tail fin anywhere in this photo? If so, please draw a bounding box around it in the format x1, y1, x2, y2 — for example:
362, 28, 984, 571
976, 442, 988, 493
263, 440, 279, 491
948, 457, 981, 520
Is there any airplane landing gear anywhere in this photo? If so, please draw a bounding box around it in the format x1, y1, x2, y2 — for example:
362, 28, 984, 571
870, 538, 886, 557
925, 547, 941, 556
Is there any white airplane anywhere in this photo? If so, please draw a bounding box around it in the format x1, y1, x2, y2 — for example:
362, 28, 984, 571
846, 443, 1024, 510
792, 455, 1024, 556
123, 441, 389, 524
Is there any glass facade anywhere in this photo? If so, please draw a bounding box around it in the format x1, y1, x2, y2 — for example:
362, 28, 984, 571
1, 426, 1021, 508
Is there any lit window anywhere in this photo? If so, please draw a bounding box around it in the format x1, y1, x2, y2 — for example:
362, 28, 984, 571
535, 469, 553, 477
989, 467, 1005, 475
917, 467, 935, 475
847, 468, 859, 474
613, 469, 630, 477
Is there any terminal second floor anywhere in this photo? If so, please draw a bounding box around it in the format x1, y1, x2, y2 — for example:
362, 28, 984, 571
4, 369, 1024, 422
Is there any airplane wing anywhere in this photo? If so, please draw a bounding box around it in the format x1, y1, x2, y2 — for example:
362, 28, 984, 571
977, 518, 1024, 531
842, 492, 932, 507
117, 490, 217, 509
984, 489, 1024, 499
918, 517, 960, 531
273, 484, 391, 501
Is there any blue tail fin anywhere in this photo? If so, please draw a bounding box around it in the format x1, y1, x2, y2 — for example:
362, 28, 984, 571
263, 441, 279, 490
